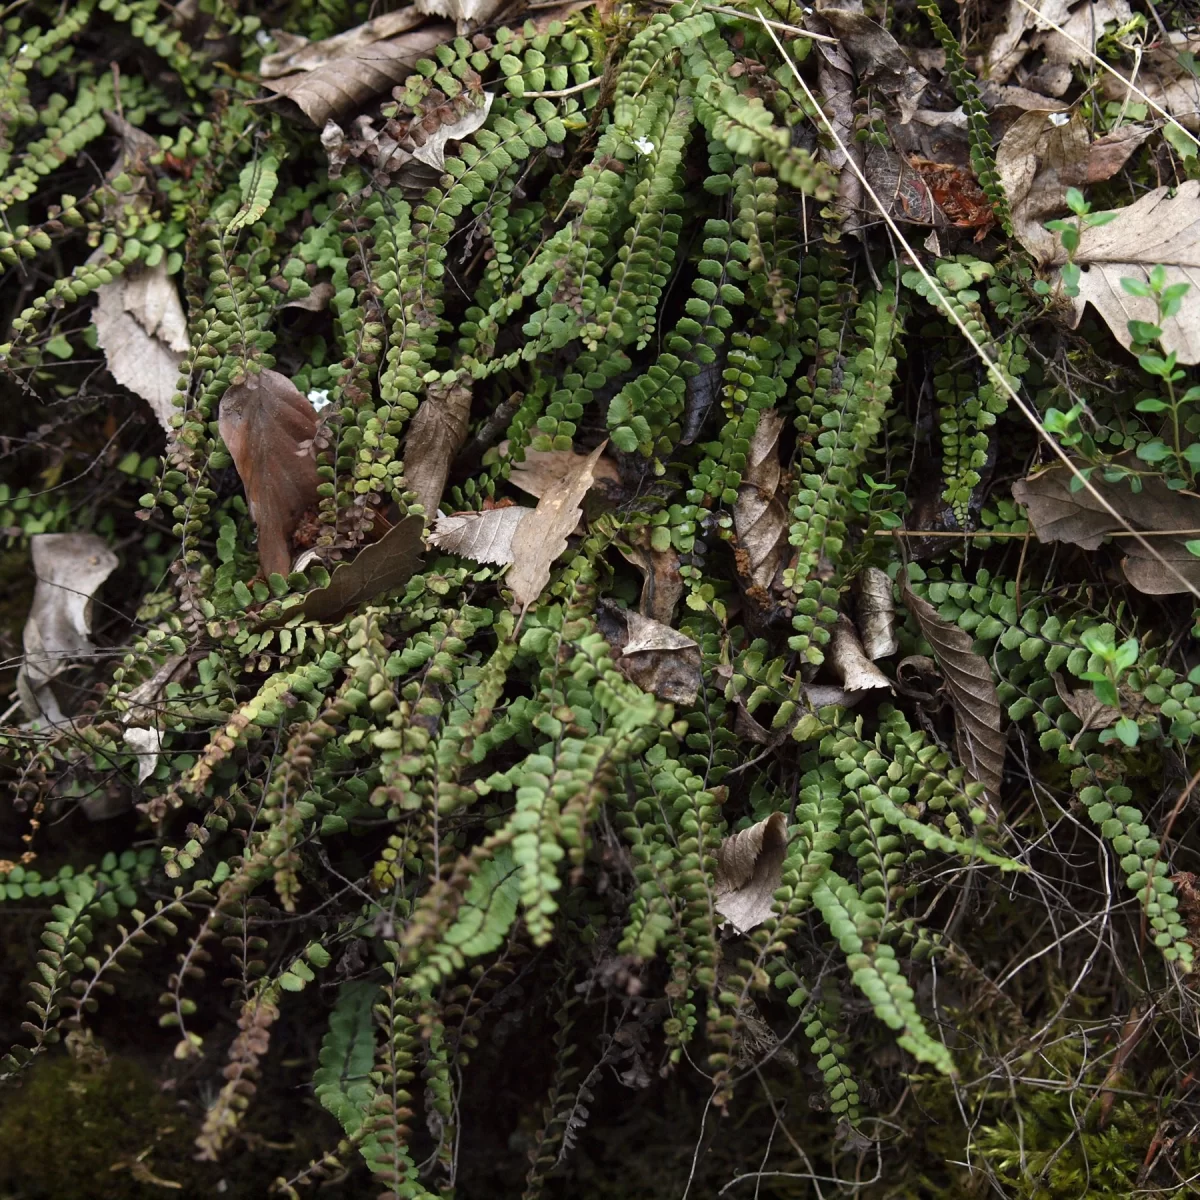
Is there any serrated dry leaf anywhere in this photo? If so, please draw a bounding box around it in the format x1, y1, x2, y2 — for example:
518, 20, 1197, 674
995, 109, 1089, 261
428, 506, 527, 564
618, 611, 702, 704
18, 533, 119, 724
901, 575, 1005, 807
410, 92, 493, 170
734, 411, 790, 592
855, 566, 898, 660
829, 615, 893, 692
259, 8, 428, 77
714, 812, 789, 934
404, 380, 473, 515
124, 725, 163, 784
509, 443, 607, 614
302, 514, 425, 622
94, 261, 189, 434
219, 370, 321, 578
262, 23, 453, 127
1058, 181, 1200, 363
1012, 462, 1200, 594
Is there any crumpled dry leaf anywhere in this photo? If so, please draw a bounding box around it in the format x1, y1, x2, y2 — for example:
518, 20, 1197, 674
1058, 181, 1200, 364
734, 411, 790, 592
988, 0, 1131, 84
856, 566, 898, 659
414, 0, 508, 33
995, 109, 1089, 261
404, 380, 473, 515
894, 654, 942, 703
618, 611, 701, 705
302, 514, 425, 622
1053, 672, 1122, 731
813, 31, 863, 229
502, 441, 621, 501
618, 540, 685, 626
282, 281, 335, 313
1012, 461, 1200, 594
18, 534, 119, 725
94, 260, 189, 434
901, 575, 1006, 808
1100, 33, 1200, 131
259, 8, 428, 77
262, 23, 453, 127
509, 443, 607, 614
410, 92, 493, 169
218, 370, 321, 578
816, 8, 927, 122
123, 725, 163, 785
429, 506, 527, 564
828, 615, 894, 692
714, 812, 789, 934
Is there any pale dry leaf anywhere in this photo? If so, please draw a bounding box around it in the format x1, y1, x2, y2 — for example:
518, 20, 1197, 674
218, 370, 321, 578
258, 8, 427, 78
302, 515, 424, 622
262, 23, 453, 127
1033, 0, 1133, 69
714, 812, 789, 934
901, 575, 1006, 807
501, 440, 621, 500
509, 443, 607, 613
815, 36, 863, 228
1053, 672, 1122, 731
124, 725, 163, 785
410, 92, 493, 170
618, 611, 702, 705
121, 653, 189, 726
18, 533, 119, 724
282, 281, 335, 313
414, 0, 507, 32
734, 411, 790, 592
404, 380, 473, 515
428, 506, 527, 565
981, 81, 1071, 115
856, 566, 898, 660
622, 611, 697, 655
828, 615, 893, 692
1059, 181, 1200, 363
994, 108, 1089, 261
1012, 462, 1200, 594
94, 261, 189, 434
816, 9, 928, 120
987, 0, 1128, 83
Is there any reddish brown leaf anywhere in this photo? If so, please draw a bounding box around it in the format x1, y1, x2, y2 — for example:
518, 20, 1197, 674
302, 515, 424, 622
219, 370, 321, 578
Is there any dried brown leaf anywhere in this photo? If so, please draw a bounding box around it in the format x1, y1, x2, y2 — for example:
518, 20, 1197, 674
501, 440, 621, 501
218, 370, 321, 578
124, 725, 163, 784
816, 8, 927, 121
302, 514, 425, 622
428, 506, 527, 564
94, 261, 189, 433
1100, 33, 1200, 130
714, 812, 789, 934
814, 35, 863, 228
855, 566, 898, 660
901, 575, 1006, 807
1085, 124, 1152, 183
734, 411, 790, 591
1034, 0, 1133, 68
1053, 672, 1122, 731
988, 0, 1130, 83
282, 281, 335, 312
1012, 462, 1200, 594
410, 93, 493, 169
828, 615, 893, 692
995, 109, 1089, 261
414, 0, 508, 32
618, 612, 702, 704
617, 540, 684, 625
508, 443, 606, 613
18, 533, 119, 724
404, 380, 473, 515
262, 23, 453, 127
259, 8, 428, 77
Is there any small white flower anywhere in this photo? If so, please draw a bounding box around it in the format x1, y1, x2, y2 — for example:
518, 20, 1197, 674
1048, 112, 1070, 127
308, 389, 332, 412
255, 29, 273, 47
633, 136, 655, 155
